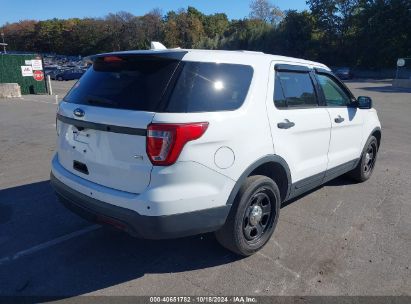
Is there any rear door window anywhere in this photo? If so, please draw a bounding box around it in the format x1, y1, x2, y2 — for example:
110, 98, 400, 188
64, 56, 253, 113
274, 71, 318, 108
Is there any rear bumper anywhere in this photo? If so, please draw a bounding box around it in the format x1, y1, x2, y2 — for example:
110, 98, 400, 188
50, 173, 230, 239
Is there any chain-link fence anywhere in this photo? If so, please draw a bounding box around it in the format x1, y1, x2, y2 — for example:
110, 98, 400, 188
0, 54, 47, 94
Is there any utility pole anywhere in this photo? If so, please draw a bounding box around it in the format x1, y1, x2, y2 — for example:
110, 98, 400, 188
0, 32, 6, 54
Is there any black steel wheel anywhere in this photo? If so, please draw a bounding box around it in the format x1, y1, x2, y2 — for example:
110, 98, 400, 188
242, 190, 275, 244
363, 141, 377, 176
347, 135, 379, 182
215, 175, 281, 256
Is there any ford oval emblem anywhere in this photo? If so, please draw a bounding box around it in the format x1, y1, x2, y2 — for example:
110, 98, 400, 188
73, 108, 85, 117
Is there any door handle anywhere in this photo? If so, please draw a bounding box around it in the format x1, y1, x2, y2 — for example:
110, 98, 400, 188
277, 119, 295, 129
334, 115, 345, 123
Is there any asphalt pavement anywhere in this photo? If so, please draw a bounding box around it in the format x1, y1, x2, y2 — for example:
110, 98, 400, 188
0, 80, 410, 298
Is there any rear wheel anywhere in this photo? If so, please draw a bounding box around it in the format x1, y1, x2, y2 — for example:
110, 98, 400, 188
215, 175, 281, 256
347, 136, 378, 182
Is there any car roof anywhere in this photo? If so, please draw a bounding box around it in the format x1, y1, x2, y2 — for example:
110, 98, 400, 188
94, 49, 330, 71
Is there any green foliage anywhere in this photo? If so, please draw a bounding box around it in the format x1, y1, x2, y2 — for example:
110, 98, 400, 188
354, 0, 411, 67
1, 0, 410, 68
276, 11, 315, 58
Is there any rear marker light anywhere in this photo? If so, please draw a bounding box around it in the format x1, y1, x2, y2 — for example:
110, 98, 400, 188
96, 215, 127, 231
146, 122, 209, 166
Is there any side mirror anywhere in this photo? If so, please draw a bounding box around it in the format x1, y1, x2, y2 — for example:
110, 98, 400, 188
357, 96, 373, 109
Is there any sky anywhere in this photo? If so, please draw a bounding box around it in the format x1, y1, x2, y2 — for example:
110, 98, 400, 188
0, 0, 308, 25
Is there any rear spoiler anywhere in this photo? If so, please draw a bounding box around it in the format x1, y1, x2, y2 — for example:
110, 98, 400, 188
89, 50, 187, 63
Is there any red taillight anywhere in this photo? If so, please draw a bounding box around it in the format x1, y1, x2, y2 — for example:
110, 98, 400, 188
146, 122, 209, 166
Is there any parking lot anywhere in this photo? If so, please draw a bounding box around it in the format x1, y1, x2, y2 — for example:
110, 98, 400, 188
0, 80, 410, 297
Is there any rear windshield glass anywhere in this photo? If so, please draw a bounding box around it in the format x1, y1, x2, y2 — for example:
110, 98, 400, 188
64, 56, 253, 112
64, 56, 179, 112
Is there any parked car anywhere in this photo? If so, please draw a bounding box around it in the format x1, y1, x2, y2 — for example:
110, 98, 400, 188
51, 47, 381, 256
46, 69, 62, 79
334, 67, 353, 80
54, 69, 85, 81
44, 65, 59, 73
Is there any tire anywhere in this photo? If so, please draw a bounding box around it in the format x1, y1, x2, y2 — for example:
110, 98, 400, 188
347, 135, 378, 182
215, 175, 281, 256
57, 77, 63, 81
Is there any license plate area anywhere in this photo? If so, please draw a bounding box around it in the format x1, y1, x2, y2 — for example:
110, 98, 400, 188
73, 128, 91, 144
58, 118, 152, 193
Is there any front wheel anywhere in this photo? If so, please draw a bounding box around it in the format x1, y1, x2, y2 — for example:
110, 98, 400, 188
347, 135, 378, 182
215, 175, 281, 256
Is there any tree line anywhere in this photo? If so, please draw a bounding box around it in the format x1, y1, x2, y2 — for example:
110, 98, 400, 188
2, 0, 410, 68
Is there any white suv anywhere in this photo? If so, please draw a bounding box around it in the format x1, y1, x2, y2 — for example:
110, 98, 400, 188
51, 48, 381, 256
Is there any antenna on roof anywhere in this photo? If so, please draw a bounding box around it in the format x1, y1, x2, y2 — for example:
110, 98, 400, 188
150, 41, 167, 50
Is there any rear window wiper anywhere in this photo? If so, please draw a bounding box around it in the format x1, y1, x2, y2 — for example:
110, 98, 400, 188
86, 95, 118, 106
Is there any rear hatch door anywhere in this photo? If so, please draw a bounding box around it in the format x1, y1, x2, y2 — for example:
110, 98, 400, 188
56, 52, 185, 193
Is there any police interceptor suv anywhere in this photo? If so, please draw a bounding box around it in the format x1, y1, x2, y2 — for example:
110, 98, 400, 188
51, 46, 381, 256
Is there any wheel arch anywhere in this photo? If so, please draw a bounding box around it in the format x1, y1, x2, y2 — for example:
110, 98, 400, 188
226, 155, 292, 206
354, 126, 381, 169
371, 127, 381, 149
